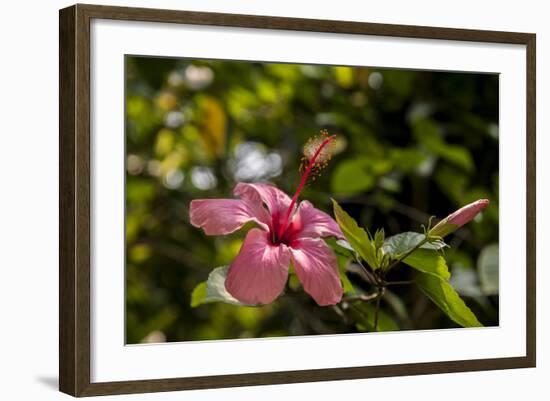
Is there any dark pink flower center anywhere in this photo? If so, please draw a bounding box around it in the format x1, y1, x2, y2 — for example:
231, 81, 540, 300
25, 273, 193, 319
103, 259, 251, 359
269, 210, 303, 246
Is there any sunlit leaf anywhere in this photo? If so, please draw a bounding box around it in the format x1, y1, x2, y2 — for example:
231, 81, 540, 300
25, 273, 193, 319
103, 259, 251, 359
190, 282, 208, 308
332, 199, 379, 269
191, 266, 250, 307
404, 249, 451, 280
415, 272, 482, 327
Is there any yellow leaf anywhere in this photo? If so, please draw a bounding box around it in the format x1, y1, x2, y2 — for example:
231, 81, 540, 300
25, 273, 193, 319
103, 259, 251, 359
154, 128, 175, 157
334, 66, 354, 88
197, 96, 227, 158
156, 91, 178, 111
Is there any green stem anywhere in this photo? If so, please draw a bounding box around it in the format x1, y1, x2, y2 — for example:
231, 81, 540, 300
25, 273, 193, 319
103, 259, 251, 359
374, 292, 382, 331
354, 256, 383, 286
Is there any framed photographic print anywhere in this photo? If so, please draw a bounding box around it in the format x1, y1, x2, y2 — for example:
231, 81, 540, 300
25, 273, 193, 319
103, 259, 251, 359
59, 3, 536, 397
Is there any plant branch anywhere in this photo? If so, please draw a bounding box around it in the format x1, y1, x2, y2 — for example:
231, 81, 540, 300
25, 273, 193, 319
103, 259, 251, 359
383, 280, 414, 286
354, 256, 383, 286
342, 292, 380, 303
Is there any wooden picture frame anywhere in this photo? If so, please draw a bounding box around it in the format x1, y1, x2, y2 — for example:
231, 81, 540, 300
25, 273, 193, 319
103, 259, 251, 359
59, 3, 536, 397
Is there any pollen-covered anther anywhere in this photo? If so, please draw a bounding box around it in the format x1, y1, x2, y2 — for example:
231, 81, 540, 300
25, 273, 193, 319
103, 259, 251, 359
303, 129, 336, 165
300, 130, 337, 185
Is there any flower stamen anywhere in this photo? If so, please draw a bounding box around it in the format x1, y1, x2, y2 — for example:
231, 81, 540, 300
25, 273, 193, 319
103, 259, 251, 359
278, 130, 336, 240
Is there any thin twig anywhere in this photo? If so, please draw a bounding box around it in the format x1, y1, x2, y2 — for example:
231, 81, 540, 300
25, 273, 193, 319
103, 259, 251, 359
354, 257, 383, 286
342, 292, 380, 303
383, 280, 414, 286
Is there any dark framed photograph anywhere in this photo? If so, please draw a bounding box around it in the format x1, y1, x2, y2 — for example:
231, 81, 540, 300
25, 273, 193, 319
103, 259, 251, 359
59, 4, 536, 397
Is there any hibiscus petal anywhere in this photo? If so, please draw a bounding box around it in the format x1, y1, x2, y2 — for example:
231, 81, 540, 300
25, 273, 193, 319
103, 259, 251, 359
225, 228, 291, 304
190, 198, 269, 235
289, 238, 343, 306
234, 182, 292, 216
292, 201, 343, 239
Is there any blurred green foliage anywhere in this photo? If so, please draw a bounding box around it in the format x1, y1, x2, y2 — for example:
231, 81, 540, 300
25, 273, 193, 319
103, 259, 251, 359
125, 56, 499, 344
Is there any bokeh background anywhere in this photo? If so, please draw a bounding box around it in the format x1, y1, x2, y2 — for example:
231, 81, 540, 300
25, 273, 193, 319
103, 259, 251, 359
125, 56, 499, 344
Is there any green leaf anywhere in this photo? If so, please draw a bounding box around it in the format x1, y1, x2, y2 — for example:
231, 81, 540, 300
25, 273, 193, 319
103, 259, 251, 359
404, 249, 451, 280
374, 228, 385, 249
331, 158, 376, 195
389, 147, 427, 173
478, 243, 499, 295
336, 254, 355, 294
325, 238, 356, 294
413, 118, 474, 172
325, 237, 356, 294
415, 272, 483, 327
324, 237, 354, 258
336, 239, 355, 254
332, 199, 379, 269
330, 157, 392, 195
383, 232, 447, 256
190, 266, 250, 307
190, 282, 208, 308
373, 228, 387, 268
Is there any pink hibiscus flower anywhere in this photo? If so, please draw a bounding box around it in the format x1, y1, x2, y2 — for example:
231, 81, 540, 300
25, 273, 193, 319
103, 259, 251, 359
190, 132, 344, 306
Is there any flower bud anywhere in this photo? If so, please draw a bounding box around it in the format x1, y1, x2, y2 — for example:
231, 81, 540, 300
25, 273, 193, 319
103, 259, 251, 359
429, 199, 489, 238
